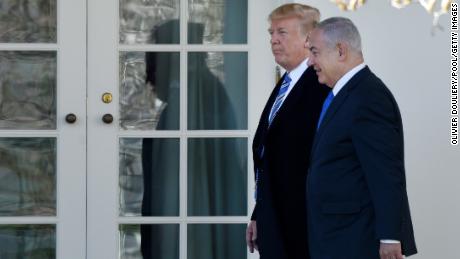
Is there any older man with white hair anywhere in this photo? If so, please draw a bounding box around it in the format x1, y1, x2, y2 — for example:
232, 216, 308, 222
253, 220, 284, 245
306, 17, 417, 259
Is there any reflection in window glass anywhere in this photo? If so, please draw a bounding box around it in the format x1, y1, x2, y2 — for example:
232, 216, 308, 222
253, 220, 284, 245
0, 225, 55, 258
119, 138, 179, 216
119, 52, 180, 130
188, 138, 247, 216
188, 0, 247, 44
0, 0, 57, 43
119, 0, 180, 44
188, 224, 246, 259
119, 224, 179, 259
0, 51, 57, 130
188, 52, 247, 130
0, 138, 56, 216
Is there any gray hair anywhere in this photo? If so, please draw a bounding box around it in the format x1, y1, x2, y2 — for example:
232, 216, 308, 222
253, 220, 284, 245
317, 17, 362, 53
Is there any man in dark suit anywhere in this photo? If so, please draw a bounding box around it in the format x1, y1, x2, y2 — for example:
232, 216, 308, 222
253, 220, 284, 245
245, 4, 329, 259
306, 17, 417, 259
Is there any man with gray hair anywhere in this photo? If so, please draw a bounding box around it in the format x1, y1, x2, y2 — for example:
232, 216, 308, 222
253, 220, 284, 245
306, 17, 417, 259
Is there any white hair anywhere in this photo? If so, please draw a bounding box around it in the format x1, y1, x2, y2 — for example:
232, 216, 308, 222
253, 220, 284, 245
317, 17, 362, 53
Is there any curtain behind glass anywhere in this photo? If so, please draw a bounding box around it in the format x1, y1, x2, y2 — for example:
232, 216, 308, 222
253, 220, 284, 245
188, 224, 246, 259
139, 0, 248, 257
186, 1, 247, 258
187, 138, 246, 217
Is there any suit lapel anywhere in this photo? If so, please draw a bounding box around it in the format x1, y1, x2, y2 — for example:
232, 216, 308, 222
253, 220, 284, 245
257, 73, 285, 131
311, 66, 371, 153
253, 73, 285, 151
268, 67, 314, 130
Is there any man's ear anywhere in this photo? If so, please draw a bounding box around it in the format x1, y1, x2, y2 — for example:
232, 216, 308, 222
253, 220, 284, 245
336, 42, 347, 61
304, 33, 310, 48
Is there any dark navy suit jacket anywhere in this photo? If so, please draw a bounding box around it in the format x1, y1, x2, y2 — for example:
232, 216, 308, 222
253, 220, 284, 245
307, 66, 417, 259
252, 66, 329, 259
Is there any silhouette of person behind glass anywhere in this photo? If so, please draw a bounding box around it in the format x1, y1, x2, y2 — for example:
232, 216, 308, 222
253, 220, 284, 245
141, 20, 244, 259
140, 19, 180, 259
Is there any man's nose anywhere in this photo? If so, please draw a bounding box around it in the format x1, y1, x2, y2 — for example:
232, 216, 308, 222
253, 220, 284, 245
307, 58, 314, 66
270, 35, 279, 45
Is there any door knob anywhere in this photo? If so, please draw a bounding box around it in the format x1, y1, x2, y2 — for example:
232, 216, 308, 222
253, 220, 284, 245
65, 113, 77, 124
102, 114, 114, 124
102, 92, 113, 104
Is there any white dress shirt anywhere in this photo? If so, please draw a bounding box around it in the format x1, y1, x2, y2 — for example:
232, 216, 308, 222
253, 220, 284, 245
331, 62, 366, 96
268, 58, 309, 123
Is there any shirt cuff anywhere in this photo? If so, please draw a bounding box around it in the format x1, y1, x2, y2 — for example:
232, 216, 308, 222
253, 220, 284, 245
380, 239, 400, 244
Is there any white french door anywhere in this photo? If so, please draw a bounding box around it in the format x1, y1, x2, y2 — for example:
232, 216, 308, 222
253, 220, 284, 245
0, 0, 86, 258
1, 0, 276, 258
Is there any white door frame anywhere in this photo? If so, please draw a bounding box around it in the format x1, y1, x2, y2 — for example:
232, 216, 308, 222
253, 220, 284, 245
56, 0, 87, 257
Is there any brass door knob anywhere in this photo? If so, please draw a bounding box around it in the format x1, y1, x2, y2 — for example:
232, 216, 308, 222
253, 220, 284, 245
65, 113, 77, 124
102, 114, 114, 124
102, 92, 113, 104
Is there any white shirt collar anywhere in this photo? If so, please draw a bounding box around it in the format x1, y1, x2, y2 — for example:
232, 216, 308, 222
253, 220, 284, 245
286, 58, 309, 83
280, 57, 309, 102
332, 63, 366, 96
267, 58, 309, 124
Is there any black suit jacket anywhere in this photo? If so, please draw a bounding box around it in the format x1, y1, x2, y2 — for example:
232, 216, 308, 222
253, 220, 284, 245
307, 66, 417, 259
251, 66, 329, 259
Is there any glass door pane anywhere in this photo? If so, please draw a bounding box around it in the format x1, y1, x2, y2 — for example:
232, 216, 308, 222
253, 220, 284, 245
0, 0, 57, 43
119, 0, 180, 44
119, 138, 180, 216
188, 0, 247, 44
119, 224, 179, 259
0, 225, 56, 258
0, 138, 56, 216
0, 51, 57, 130
119, 52, 180, 130
188, 224, 246, 259
187, 138, 247, 216
187, 52, 247, 130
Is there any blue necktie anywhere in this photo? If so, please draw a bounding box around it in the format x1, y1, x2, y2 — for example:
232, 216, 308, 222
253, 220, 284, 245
317, 91, 334, 130
268, 74, 291, 126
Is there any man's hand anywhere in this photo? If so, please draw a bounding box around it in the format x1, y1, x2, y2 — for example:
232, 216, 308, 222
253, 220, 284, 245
379, 242, 404, 259
246, 220, 258, 253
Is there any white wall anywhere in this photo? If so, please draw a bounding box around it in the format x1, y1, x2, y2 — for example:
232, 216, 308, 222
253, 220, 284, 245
290, 1, 458, 258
